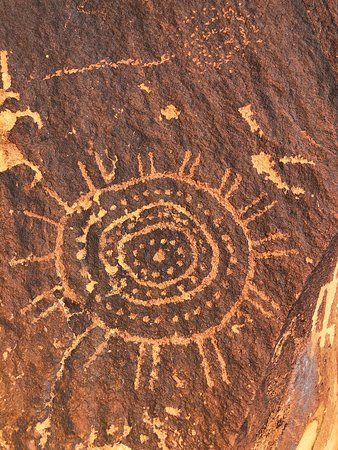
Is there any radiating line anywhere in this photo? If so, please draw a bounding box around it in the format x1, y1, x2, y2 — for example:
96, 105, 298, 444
137, 154, 144, 177
43, 186, 71, 213
189, 153, 201, 177
10, 252, 55, 267
178, 150, 191, 176
78, 161, 95, 191
33, 303, 60, 323
46, 321, 98, 410
244, 200, 277, 225
196, 340, 214, 388
219, 168, 231, 192
149, 345, 161, 390
246, 296, 273, 318
21, 285, 62, 314
252, 232, 289, 246
239, 192, 267, 216
225, 173, 242, 199
255, 249, 298, 260
94, 151, 117, 183
148, 152, 155, 175
249, 283, 280, 311
84, 331, 111, 369
23, 210, 59, 227
134, 343, 146, 390
211, 336, 230, 384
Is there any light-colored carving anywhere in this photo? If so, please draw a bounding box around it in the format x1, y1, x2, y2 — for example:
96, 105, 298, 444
35, 53, 174, 81
160, 104, 181, 120
179, 6, 262, 73
15, 151, 299, 447
311, 262, 338, 352
0, 50, 43, 187
252, 151, 306, 195
239, 104, 264, 137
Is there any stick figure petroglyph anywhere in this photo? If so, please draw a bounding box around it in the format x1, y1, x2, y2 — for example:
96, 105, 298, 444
0, 50, 43, 188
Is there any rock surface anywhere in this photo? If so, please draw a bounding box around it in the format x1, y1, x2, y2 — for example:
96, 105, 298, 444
0, 1, 337, 449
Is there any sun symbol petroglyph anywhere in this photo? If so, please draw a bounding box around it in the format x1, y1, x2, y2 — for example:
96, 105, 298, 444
0, 50, 43, 188
15, 149, 299, 446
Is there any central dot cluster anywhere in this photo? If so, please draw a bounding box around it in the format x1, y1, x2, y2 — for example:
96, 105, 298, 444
123, 228, 192, 285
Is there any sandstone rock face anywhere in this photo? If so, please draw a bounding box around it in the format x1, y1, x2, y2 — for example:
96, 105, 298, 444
237, 236, 338, 449
0, 1, 336, 449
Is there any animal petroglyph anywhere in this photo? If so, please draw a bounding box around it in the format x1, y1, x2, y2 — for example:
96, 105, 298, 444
252, 151, 314, 196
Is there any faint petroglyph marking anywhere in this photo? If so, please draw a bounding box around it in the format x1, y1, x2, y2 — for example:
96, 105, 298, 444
149, 345, 161, 390
238, 104, 264, 137
74, 426, 132, 450
0, 50, 43, 187
173, 372, 185, 388
251, 231, 289, 246
0, 51, 12, 91
300, 130, 321, 148
23, 209, 59, 226
311, 261, 338, 353
271, 317, 297, 363
178, 6, 262, 73
140, 434, 149, 444
246, 284, 282, 319
231, 323, 245, 334
160, 104, 181, 120
134, 342, 146, 390
36, 321, 99, 448
252, 151, 307, 195
196, 338, 214, 388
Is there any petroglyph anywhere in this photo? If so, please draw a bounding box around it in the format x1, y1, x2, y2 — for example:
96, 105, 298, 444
0, 50, 43, 187
311, 262, 338, 352
160, 104, 181, 120
239, 104, 264, 137
252, 151, 309, 196
15, 148, 299, 440
178, 6, 262, 72
32, 54, 174, 82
